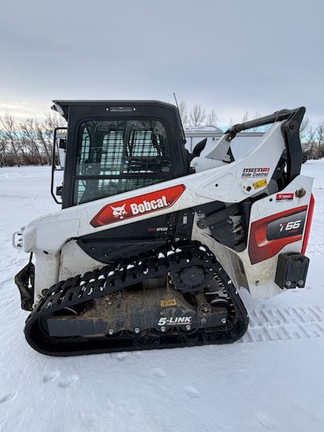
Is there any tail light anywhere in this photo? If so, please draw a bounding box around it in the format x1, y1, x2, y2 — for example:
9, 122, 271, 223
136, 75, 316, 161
302, 193, 315, 254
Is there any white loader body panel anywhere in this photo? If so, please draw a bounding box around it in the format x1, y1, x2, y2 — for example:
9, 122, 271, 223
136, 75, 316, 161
19, 121, 313, 302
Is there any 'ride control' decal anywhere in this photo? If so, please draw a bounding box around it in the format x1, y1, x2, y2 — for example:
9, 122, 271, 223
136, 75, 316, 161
242, 167, 270, 178
90, 184, 186, 227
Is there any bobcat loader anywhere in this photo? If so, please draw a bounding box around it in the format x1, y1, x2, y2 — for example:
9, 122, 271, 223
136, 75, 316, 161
13, 100, 314, 356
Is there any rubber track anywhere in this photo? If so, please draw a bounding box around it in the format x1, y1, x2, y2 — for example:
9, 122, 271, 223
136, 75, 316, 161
24, 241, 249, 356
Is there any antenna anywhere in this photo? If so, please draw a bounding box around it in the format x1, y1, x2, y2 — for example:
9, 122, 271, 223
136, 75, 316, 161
173, 92, 179, 109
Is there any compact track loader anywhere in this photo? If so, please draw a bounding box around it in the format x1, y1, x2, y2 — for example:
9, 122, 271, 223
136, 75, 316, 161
13, 100, 314, 356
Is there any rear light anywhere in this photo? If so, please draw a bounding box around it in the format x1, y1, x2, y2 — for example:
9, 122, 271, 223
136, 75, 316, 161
302, 193, 315, 254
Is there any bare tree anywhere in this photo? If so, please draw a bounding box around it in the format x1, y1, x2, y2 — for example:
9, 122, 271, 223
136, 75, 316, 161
314, 122, 324, 159
0, 136, 9, 166
189, 104, 206, 127
178, 101, 189, 127
0, 113, 21, 165
300, 120, 324, 160
299, 117, 311, 145
206, 109, 218, 127
20, 118, 43, 164
242, 111, 250, 123
36, 112, 66, 164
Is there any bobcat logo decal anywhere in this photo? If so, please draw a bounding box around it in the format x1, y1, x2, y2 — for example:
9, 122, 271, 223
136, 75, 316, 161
111, 204, 127, 219
90, 185, 186, 227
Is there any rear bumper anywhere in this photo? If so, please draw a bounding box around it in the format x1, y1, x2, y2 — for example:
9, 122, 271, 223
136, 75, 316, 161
275, 252, 310, 289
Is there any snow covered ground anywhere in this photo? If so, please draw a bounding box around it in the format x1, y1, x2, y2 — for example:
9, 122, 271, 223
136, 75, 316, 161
0, 161, 324, 432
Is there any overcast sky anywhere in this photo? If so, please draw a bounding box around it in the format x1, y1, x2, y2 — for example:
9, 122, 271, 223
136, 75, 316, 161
1, 0, 324, 127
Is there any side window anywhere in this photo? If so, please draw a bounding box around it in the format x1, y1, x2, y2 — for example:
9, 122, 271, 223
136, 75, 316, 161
74, 120, 172, 204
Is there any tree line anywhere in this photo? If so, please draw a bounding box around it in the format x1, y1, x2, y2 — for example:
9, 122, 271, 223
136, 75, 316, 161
0, 104, 323, 166
0, 112, 66, 166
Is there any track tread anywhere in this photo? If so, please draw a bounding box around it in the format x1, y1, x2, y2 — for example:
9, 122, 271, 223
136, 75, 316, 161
24, 241, 249, 356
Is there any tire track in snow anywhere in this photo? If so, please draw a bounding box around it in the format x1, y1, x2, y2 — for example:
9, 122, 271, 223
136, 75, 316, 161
239, 305, 324, 343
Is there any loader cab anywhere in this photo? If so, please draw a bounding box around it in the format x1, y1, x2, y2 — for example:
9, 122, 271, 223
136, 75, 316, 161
51, 101, 189, 209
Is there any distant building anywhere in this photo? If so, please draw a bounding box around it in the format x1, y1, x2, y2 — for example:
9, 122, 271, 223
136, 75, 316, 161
184, 126, 264, 160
